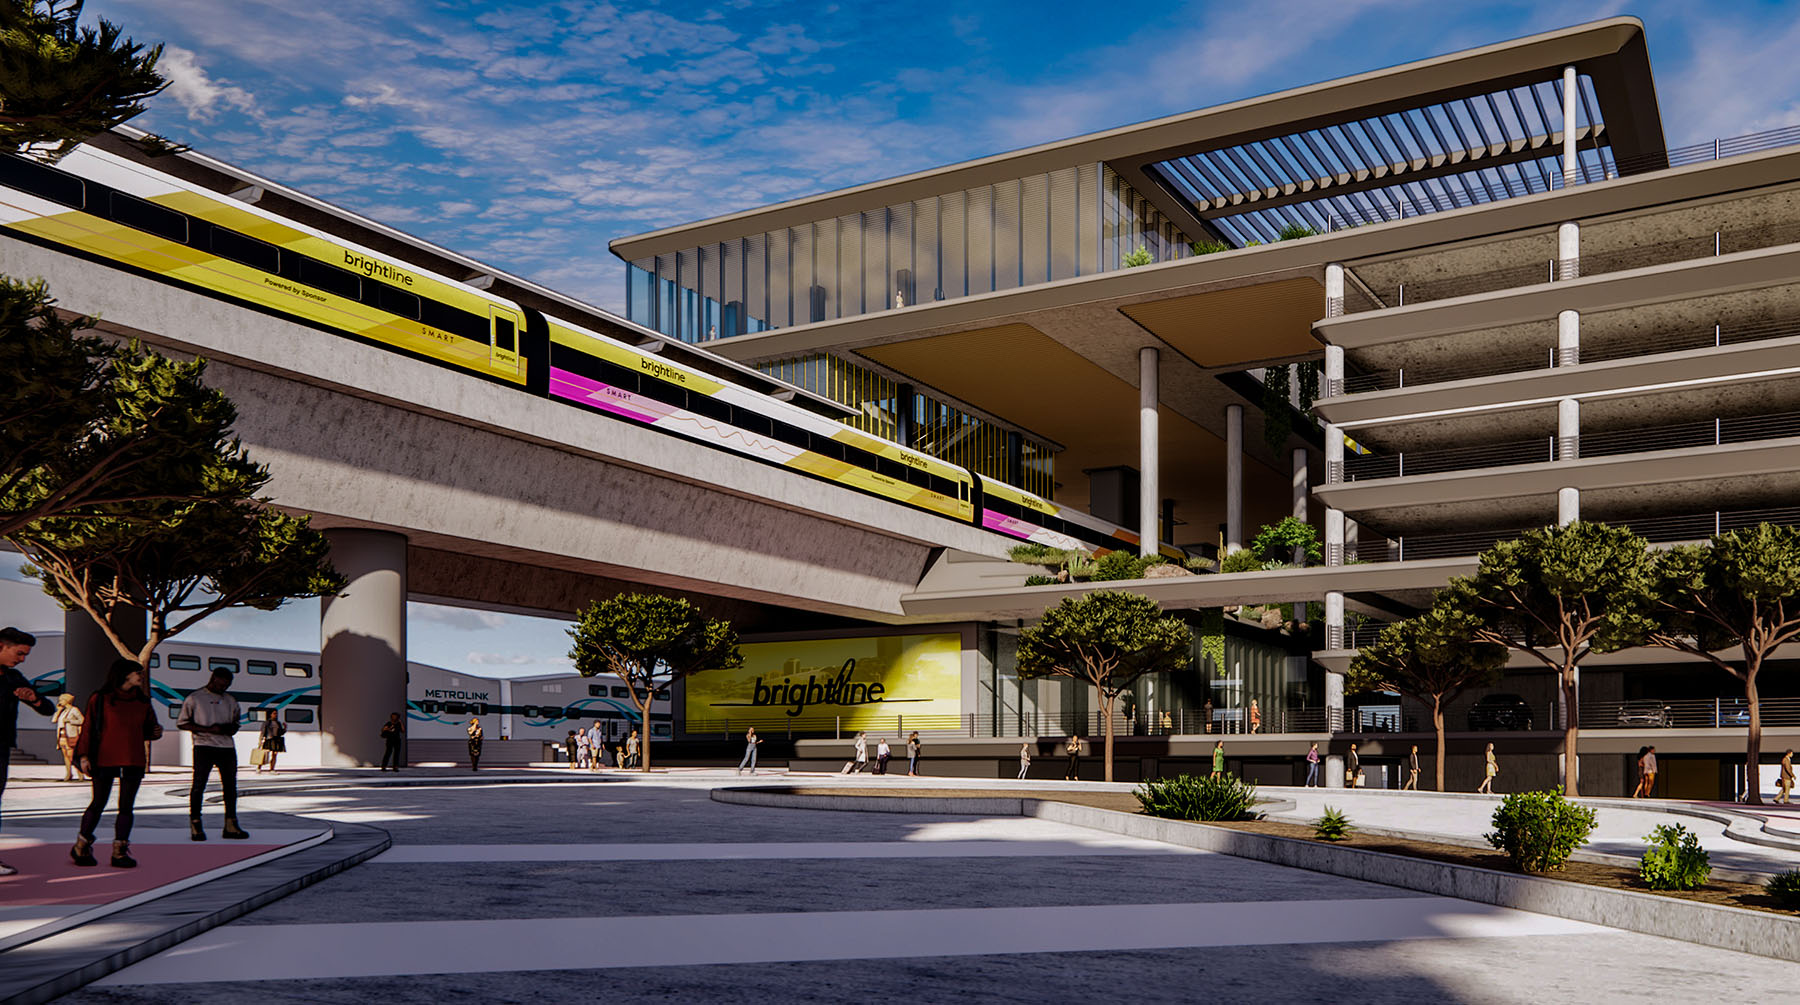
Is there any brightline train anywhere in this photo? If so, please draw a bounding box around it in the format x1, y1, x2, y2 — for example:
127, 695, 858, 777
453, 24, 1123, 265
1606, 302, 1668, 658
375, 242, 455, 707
0, 144, 1175, 558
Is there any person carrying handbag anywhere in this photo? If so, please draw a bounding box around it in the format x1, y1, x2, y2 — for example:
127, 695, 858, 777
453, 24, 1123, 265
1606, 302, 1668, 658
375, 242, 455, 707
53, 693, 86, 782
71, 659, 163, 868
255, 710, 287, 773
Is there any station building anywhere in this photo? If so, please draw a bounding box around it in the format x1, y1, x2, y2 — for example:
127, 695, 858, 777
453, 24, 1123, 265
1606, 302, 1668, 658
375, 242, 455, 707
608, 17, 1800, 798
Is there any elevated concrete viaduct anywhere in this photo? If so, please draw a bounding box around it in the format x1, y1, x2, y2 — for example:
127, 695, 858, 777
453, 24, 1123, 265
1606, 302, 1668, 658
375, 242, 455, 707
3, 235, 1009, 763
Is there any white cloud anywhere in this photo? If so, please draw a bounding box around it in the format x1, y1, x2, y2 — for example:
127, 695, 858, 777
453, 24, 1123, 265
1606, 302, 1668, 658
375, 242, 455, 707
158, 45, 256, 122
408, 604, 510, 631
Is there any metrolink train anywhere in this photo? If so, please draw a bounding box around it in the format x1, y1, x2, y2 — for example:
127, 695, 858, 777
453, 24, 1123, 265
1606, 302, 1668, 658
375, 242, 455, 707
14, 633, 669, 766
0, 144, 1175, 558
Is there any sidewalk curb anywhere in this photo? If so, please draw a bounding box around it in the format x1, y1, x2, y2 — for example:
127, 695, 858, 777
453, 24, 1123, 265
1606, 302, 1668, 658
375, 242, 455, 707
715, 787, 1800, 965
0, 820, 390, 1005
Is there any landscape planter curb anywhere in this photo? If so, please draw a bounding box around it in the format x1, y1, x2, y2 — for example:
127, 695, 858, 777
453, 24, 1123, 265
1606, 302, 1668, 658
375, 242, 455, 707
716, 787, 1800, 964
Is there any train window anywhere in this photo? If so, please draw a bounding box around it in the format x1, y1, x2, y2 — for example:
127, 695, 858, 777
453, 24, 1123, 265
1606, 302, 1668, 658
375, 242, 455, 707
148, 654, 160, 669
876, 457, 908, 481
284, 662, 313, 678
296, 256, 361, 300
283, 708, 315, 724
167, 654, 201, 672
470, 702, 488, 716
376, 284, 422, 320
611, 686, 630, 698
734, 409, 773, 437
588, 684, 607, 697
246, 660, 276, 676
208, 657, 240, 675
654, 688, 670, 700
564, 706, 583, 719
168, 706, 180, 719
521, 705, 539, 717
493, 314, 516, 352
208, 227, 280, 273
109, 192, 189, 244
444, 701, 467, 715
810, 436, 845, 462
419, 299, 487, 343
419, 701, 438, 714
0, 155, 84, 208
651, 724, 671, 737
687, 393, 730, 423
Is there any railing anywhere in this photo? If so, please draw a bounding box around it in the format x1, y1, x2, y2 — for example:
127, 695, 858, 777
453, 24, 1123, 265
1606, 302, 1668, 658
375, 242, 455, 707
1580, 697, 1800, 730
1347, 504, 1800, 567
1337, 124, 1800, 315
1337, 315, 1800, 396
1341, 408, 1800, 483
683, 707, 1339, 740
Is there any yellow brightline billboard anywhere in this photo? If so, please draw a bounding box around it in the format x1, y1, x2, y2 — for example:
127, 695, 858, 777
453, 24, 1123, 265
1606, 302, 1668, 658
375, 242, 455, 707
687, 633, 961, 728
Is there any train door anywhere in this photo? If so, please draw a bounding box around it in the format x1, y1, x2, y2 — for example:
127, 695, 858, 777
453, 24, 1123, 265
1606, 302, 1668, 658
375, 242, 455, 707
489, 305, 522, 374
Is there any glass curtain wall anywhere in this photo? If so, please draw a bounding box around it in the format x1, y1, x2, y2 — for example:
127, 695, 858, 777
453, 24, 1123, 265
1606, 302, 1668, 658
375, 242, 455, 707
627, 164, 1188, 341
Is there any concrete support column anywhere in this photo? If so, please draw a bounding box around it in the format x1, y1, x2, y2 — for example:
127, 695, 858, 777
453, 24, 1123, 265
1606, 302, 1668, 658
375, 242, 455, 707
1325, 508, 1345, 568
1558, 397, 1580, 461
1324, 344, 1345, 398
1324, 422, 1344, 485
1324, 263, 1345, 318
320, 529, 408, 767
1559, 487, 1581, 526
1224, 403, 1244, 554
1325, 589, 1346, 650
1558, 309, 1580, 366
1139, 347, 1160, 557
1562, 65, 1579, 186
1345, 517, 1359, 558
1558, 221, 1580, 281
63, 607, 146, 703
1326, 754, 1346, 788
1325, 662, 1345, 740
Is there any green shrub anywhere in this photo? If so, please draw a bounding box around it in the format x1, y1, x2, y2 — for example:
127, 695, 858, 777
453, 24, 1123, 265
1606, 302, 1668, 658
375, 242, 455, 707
1638, 823, 1711, 890
1123, 246, 1153, 267
1183, 556, 1217, 573
1091, 550, 1153, 581
1219, 549, 1265, 574
1134, 773, 1261, 822
1023, 574, 1055, 587
1767, 870, 1800, 911
1189, 239, 1231, 255
1276, 222, 1319, 241
1314, 806, 1353, 842
1484, 791, 1598, 873
1008, 543, 1065, 565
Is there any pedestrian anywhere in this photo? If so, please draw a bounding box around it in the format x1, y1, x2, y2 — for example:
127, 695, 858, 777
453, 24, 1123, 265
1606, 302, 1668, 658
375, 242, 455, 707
1404, 744, 1420, 790
1632, 745, 1650, 797
565, 730, 579, 768
1477, 742, 1498, 794
255, 709, 286, 773
69, 659, 163, 868
1639, 745, 1657, 798
1347, 742, 1362, 787
737, 726, 762, 774
1159, 709, 1172, 734
575, 727, 590, 768
1065, 735, 1083, 780
907, 731, 921, 775
1249, 699, 1262, 735
587, 722, 605, 771
1778, 749, 1795, 805
380, 712, 405, 771
1304, 742, 1321, 786
626, 729, 640, 769
1202, 697, 1214, 734
875, 736, 891, 775
178, 666, 249, 841
1212, 740, 1225, 776
842, 731, 868, 774
1018, 742, 1032, 780
466, 717, 484, 771
53, 692, 86, 782
0, 627, 52, 876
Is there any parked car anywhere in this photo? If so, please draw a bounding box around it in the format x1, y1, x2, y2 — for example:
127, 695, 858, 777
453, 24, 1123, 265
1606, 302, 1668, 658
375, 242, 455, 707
1616, 699, 1673, 728
1467, 694, 1534, 731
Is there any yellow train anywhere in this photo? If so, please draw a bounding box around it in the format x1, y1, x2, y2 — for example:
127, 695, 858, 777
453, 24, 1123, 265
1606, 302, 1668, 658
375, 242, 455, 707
0, 145, 1171, 558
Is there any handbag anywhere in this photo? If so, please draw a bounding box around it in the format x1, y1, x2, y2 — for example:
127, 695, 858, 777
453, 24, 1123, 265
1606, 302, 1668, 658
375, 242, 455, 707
249, 747, 269, 766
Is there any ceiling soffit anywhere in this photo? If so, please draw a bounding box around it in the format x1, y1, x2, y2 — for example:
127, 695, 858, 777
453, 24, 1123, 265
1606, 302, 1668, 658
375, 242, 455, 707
1119, 277, 1327, 368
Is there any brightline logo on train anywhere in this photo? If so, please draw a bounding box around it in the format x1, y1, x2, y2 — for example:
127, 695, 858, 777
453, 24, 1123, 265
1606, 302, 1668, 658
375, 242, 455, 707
750, 659, 886, 717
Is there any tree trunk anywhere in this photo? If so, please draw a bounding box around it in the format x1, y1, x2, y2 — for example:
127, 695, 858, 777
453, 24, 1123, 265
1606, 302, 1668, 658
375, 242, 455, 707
1562, 665, 1579, 796
1433, 698, 1446, 792
1744, 656, 1763, 805
1100, 692, 1116, 783
634, 696, 651, 772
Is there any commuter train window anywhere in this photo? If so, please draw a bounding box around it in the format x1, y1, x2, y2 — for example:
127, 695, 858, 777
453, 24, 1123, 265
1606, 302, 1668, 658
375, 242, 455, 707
611, 686, 630, 698
148, 654, 160, 669
651, 724, 671, 737
420, 299, 487, 343
564, 706, 583, 719
654, 688, 670, 701
376, 284, 422, 320
419, 701, 438, 714
208, 227, 280, 273
208, 657, 240, 675
0, 156, 84, 208
109, 192, 189, 244
444, 701, 468, 715
283, 708, 315, 724
167, 654, 201, 672
589, 684, 607, 697
296, 256, 362, 300
246, 660, 276, 676
688, 393, 730, 423
521, 705, 539, 718
168, 706, 180, 719
284, 662, 312, 678
493, 314, 516, 352
734, 410, 773, 438
470, 702, 488, 716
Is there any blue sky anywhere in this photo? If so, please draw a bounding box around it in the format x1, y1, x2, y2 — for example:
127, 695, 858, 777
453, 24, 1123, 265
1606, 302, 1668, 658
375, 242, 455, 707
25, 0, 1800, 678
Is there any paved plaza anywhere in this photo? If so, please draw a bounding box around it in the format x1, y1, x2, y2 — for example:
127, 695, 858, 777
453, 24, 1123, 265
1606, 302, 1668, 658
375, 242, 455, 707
0, 769, 1787, 1002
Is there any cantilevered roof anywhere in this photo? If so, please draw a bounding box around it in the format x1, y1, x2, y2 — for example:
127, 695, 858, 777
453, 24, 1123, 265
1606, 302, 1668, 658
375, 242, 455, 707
610, 17, 1662, 262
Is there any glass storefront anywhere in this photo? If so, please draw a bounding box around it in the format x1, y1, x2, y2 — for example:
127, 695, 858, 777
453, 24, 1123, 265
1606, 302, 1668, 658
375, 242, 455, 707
626, 164, 1190, 342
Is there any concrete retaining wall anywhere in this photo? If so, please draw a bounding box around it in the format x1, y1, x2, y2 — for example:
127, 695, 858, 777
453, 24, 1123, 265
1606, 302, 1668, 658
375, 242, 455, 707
714, 787, 1800, 964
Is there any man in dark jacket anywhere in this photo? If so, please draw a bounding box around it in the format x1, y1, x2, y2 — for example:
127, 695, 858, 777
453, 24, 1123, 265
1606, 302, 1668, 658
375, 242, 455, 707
2, 627, 55, 876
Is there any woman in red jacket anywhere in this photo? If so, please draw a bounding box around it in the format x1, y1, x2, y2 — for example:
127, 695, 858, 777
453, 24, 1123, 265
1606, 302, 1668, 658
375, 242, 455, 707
70, 659, 163, 868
